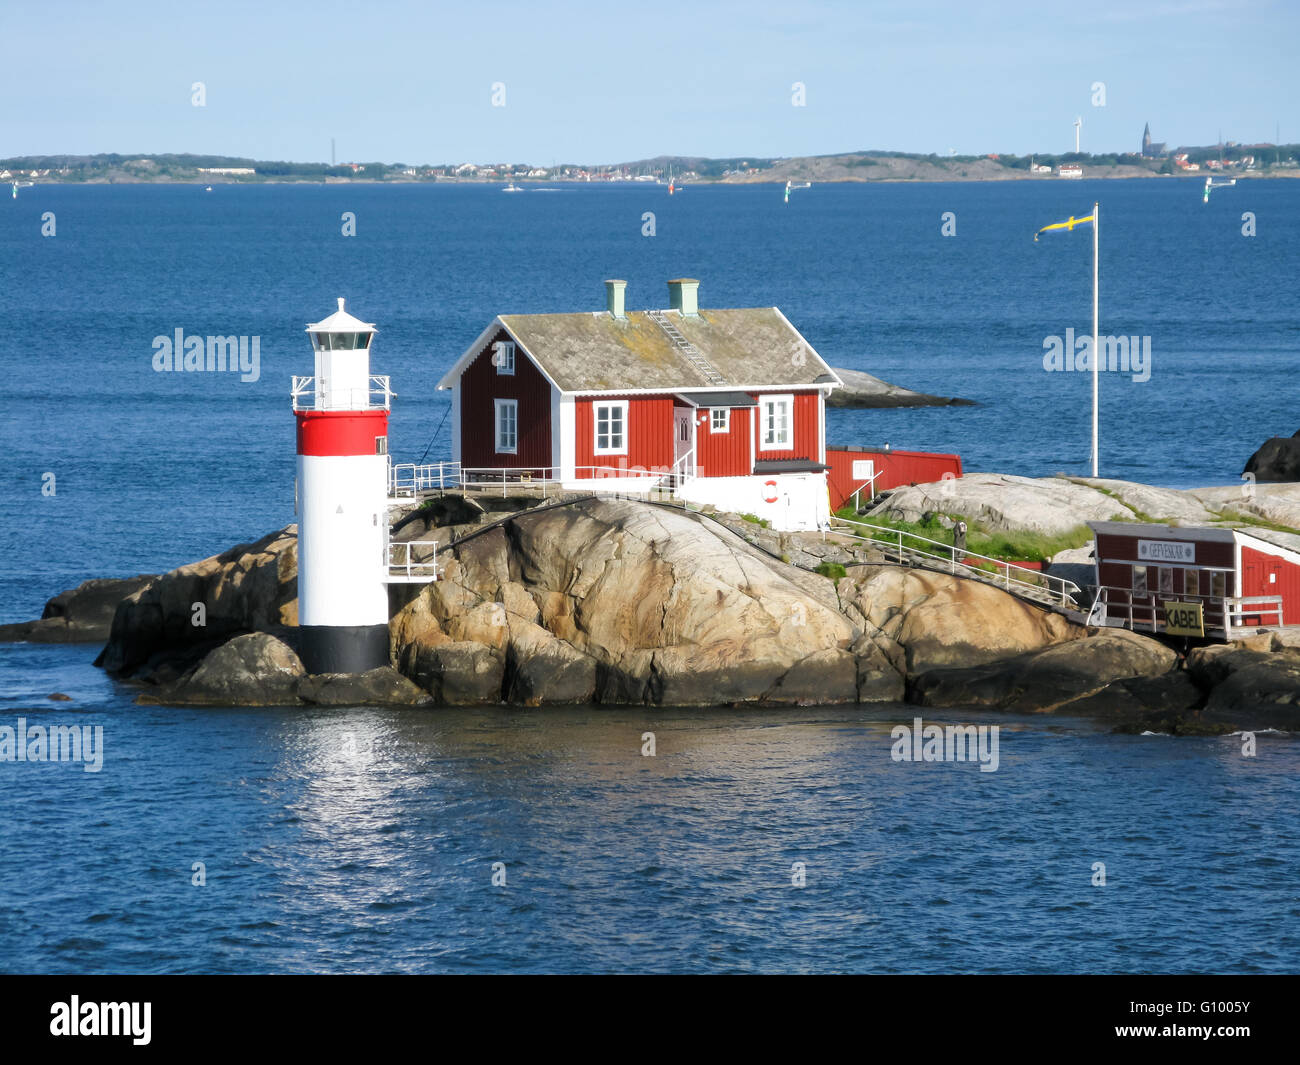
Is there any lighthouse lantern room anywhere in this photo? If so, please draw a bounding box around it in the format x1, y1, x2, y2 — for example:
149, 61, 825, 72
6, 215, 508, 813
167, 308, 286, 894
292, 298, 393, 674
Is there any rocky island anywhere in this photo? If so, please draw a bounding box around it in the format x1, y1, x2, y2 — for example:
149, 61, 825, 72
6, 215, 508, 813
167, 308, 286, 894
9, 475, 1300, 733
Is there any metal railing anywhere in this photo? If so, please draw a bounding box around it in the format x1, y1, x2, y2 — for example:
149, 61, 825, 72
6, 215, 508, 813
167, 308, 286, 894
1226, 595, 1285, 629
829, 517, 1080, 607
389, 461, 459, 497
666, 447, 697, 489
292, 374, 393, 411
849, 469, 880, 511
1088, 587, 1284, 637
386, 540, 439, 583
387, 461, 675, 500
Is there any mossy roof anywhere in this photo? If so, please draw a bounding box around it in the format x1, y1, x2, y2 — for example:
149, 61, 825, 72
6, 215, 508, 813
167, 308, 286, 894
468, 308, 838, 393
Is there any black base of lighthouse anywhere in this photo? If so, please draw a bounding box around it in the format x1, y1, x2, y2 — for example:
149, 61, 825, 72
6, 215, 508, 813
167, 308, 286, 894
297, 624, 390, 675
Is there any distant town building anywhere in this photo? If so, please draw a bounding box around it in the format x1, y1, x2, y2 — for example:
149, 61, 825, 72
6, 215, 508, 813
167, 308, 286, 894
1141, 123, 1167, 158
198, 167, 256, 175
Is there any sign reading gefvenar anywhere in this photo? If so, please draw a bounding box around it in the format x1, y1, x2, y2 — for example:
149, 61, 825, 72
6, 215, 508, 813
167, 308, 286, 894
1138, 539, 1195, 563
1163, 600, 1205, 637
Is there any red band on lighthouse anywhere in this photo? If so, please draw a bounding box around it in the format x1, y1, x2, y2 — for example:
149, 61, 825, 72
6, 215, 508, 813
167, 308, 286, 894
296, 410, 389, 456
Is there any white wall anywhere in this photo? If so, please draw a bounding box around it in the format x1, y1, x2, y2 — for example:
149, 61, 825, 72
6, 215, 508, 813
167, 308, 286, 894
678, 472, 831, 532
297, 454, 390, 627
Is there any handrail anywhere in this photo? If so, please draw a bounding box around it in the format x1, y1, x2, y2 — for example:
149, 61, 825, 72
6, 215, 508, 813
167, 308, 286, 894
1089, 587, 1284, 635
387, 461, 673, 499
830, 517, 1080, 606
1225, 594, 1283, 629
668, 447, 696, 487
386, 539, 439, 582
292, 374, 393, 411
849, 469, 880, 511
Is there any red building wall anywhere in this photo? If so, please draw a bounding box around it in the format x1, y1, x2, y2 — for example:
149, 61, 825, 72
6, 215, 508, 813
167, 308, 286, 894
695, 405, 752, 478
825, 447, 963, 511
459, 329, 552, 471
1241, 545, 1300, 625
750, 390, 822, 463
574, 394, 675, 476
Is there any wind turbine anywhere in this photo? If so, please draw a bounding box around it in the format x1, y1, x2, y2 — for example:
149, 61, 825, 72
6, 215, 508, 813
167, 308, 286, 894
1074, 117, 1082, 153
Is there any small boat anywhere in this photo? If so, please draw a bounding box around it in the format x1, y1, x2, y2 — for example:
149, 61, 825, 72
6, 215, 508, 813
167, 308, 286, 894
10, 180, 33, 199
502, 183, 523, 193
1203, 176, 1237, 203
783, 179, 810, 203
204, 185, 213, 192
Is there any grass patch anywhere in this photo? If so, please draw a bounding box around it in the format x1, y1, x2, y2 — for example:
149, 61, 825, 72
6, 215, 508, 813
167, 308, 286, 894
739, 513, 770, 528
1212, 508, 1300, 535
815, 561, 847, 580
837, 511, 1092, 563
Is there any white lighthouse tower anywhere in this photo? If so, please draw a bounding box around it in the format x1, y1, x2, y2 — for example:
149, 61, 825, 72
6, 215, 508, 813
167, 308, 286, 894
292, 298, 392, 674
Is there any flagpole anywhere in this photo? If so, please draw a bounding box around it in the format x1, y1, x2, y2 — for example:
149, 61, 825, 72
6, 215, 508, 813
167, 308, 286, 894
1091, 200, 1100, 477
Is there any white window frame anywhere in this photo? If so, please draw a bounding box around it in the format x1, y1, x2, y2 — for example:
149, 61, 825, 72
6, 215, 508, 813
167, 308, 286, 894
494, 398, 518, 454
759, 394, 794, 451
493, 340, 515, 375
593, 400, 628, 456
709, 408, 730, 433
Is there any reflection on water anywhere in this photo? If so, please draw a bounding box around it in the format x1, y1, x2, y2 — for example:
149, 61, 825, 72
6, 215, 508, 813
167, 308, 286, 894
1, 646, 1299, 973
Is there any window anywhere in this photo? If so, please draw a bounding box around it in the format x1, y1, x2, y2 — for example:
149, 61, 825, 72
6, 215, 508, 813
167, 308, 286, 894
1159, 567, 1173, 595
760, 394, 793, 450
1133, 565, 1147, 597
493, 341, 515, 375
594, 401, 627, 455
1211, 572, 1227, 599
313, 332, 371, 351
1185, 570, 1199, 597
710, 408, 729, 433
375, 436, 388, 456
495, 398, 517, 454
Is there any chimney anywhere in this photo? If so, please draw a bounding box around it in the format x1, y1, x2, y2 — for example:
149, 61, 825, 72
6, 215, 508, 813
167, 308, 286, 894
604, 279, 627, 319
667, 278, 699, 317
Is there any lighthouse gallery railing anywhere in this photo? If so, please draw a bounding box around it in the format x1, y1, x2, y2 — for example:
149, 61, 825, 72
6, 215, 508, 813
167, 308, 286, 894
292, 374, 393, 411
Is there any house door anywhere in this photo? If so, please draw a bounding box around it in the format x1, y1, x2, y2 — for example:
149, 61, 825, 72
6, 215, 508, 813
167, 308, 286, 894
674, 407, 694, 475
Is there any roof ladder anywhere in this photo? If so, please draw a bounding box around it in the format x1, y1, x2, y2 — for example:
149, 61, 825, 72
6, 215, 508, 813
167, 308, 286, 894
646, 309, 729, 386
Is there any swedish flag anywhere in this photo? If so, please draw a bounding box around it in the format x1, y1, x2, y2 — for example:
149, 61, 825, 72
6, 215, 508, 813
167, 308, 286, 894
1034, 212, 1095, 242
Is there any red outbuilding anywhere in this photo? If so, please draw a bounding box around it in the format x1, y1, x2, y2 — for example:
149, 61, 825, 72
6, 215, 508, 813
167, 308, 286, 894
824, 444, 963, 511
1089, 521, 1300, 640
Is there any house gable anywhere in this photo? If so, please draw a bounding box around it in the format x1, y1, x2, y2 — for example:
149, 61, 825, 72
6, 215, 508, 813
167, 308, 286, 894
457, 326, 553, 470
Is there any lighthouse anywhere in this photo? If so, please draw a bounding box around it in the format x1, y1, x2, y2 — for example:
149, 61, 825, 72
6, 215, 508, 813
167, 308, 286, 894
292, 298, 392, 674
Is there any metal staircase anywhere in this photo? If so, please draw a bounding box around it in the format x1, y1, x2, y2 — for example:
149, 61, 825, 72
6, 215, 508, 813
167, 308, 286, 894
646, 309, 729, 386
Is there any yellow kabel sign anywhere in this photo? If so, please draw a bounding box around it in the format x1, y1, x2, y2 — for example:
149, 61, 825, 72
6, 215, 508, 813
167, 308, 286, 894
1163, 601, 1204, 637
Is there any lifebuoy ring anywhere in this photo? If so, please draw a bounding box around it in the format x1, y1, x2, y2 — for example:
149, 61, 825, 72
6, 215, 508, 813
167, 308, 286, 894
763, 480, 778, 504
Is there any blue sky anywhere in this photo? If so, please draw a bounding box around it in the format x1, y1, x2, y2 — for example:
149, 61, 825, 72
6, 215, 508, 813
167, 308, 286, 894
3, 0, 1294, 162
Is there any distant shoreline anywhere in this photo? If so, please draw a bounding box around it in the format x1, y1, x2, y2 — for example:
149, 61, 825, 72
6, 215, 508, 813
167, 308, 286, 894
18, 171, 1300, 187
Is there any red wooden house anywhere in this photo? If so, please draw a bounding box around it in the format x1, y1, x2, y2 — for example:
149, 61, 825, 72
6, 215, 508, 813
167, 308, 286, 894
1089, 521, 1300, 640
436, 279, 843, 530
